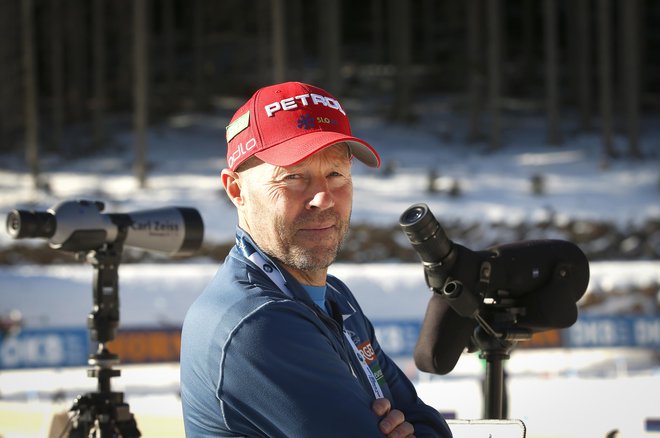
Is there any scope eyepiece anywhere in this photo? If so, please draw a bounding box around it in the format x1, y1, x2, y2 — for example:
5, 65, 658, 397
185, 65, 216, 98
399, 203, 453, 263
400, 204, 427, 227
6, 209, 56, 239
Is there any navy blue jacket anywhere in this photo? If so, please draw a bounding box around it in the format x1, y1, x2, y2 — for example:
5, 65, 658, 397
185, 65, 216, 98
180, 229, 452, 437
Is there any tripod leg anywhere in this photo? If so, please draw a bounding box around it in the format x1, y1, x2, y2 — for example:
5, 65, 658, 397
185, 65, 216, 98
484, 355, 504, 419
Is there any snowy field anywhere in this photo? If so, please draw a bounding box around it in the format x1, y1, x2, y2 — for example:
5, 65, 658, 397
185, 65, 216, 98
0, 262, 660, 438
0, 356, 658, 438
0, 261, 658, 438
1, 106, 659, 437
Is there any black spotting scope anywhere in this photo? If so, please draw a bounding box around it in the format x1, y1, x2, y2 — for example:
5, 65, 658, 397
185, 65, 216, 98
6, 199, 204, 255
400, 203, 590, 374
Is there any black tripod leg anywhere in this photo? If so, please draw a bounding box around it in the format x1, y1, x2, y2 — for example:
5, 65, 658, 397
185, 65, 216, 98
483, 355, 505, 419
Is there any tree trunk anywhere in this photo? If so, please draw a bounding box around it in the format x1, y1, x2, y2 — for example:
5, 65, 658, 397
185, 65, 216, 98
371, 0, 385, 64
487, 0, 502, 150
389, 0, 413, 122
66, 0, 87, 129
466, 0, 483, 143
163, 0, 176, 107
621, 0, 642, 158
597, 0, 616, 159
522, 0, 535, 90
92, 0, 106, 151
256, 0, 270, 84
134, 0, 149, 188
318, 0, 341, 93
576, 0, 592, 132
192, 0, 205, 108
21, 0, 40, 188
49, 0, 64, 153
271, 0, 287, 83
544, 0, 561, 145
422, 0, 435, 65
289, 0, 304, 79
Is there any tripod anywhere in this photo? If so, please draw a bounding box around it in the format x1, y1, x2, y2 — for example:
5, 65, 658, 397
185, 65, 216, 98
66, 240, 141, 437
473, 304, 531, 420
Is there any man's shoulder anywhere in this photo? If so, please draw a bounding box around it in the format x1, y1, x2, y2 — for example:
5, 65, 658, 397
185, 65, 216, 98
181, 255, 301, 356
192, 254, 287, 313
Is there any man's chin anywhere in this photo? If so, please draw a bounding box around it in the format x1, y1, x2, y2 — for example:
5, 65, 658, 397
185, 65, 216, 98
289, 246, 339, 270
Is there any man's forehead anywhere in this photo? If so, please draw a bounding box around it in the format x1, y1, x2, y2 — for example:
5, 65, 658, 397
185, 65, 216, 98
239, 142, 352, 174
286, 144, 352, 167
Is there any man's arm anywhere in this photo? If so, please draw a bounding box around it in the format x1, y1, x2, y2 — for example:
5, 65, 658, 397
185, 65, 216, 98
219, 300, 403, 437
370, 325, 453, 437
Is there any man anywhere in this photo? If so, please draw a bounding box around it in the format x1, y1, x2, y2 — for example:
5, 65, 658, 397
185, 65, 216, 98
180, 82, 452, 437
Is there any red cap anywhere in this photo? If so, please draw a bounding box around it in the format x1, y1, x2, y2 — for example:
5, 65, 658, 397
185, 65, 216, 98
225, 82, 380, 171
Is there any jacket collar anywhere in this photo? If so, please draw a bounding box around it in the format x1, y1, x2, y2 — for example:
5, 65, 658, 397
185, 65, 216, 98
234, 227, 356, 320
235, 227, 314, 306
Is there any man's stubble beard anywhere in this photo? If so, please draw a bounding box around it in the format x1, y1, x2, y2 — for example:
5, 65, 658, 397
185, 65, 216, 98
269, 209, 351, 273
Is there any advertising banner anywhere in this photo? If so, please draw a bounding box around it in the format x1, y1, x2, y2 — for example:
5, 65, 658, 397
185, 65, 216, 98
1, 316, 658, 370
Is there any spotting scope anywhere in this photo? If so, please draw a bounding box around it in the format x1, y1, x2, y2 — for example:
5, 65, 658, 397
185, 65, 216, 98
6, 199, 204, 255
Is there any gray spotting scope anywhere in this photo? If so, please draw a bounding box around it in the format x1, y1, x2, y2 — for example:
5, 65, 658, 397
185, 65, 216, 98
6, 200, 204, 255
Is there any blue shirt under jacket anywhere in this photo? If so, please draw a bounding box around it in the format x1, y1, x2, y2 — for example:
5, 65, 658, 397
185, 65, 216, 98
180, 228, 452, 437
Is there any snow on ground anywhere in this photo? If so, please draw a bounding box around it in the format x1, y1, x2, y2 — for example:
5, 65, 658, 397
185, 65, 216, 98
1, 261, 659, 437
0, 349, 658, 438
0, 261, 658, 329
0, 107, 658, 247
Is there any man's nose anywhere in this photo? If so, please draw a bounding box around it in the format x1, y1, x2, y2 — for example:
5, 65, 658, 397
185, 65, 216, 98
307, 180, 335, 210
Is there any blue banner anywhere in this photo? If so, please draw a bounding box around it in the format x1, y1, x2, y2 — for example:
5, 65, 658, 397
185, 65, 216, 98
1, 316, 658, 370
0, 327, 89, 369
565, 315, 660, 348
373, 315, 660, 356
373, 320, 422, 357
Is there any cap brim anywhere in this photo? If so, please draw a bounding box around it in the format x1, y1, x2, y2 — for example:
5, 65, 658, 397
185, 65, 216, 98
254, 131, 381, 168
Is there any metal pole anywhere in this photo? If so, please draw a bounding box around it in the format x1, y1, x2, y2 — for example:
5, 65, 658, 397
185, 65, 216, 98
483, 354, 505, 419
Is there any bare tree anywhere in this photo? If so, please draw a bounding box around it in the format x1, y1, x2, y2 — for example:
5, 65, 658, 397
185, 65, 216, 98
272, 0, 287, 84
389, 0, 413, 122
544, 0, 561, 145
466, 0, 483, 143
256, 0, 270, 84
597, 0, 616, 159
192, 0, 205, 108
422, 0, 436, 65
92, 0, 107, 151
318, 0, 341, 93
134, 0, 149, 187
49, 0, 64, 153
21, 0, 40, 188
621, 0, 642, 158
575, 0, 592, 132
371, 0, 386, 64
487, 0, 502, 150
521, 0, 535, 91
163, 0, 177, 107
66, 0, 87, 129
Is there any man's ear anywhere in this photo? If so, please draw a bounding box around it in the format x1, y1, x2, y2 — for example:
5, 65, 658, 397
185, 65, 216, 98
221, 169, 244, 207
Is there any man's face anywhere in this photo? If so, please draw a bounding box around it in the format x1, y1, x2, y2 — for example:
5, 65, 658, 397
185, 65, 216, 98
236, 144, 353, 280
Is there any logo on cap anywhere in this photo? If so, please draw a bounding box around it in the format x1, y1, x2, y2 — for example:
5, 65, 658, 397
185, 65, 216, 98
297, 114, 315, 130
263, 93, 346, 118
